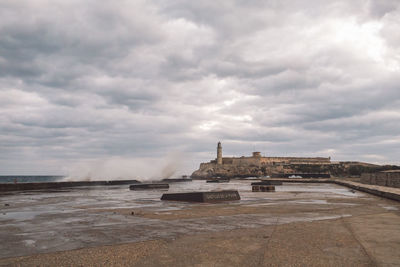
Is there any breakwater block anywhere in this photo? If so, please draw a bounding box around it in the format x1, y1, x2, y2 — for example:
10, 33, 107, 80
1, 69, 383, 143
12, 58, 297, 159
162, 178, 193, 183
161, 190, 240, 202
252, 185, 275, 192
206, 179, 230, 183
252, 181, 282, 186
130, 183, 169, 190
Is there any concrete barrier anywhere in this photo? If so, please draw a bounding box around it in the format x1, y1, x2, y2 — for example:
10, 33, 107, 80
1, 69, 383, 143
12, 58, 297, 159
129, 183, 169, 190
252, 185, 275, 192
162, 178, 193, 183
252, 181, 282, 186
206, 179, 230, 183
161, 190, 240, 202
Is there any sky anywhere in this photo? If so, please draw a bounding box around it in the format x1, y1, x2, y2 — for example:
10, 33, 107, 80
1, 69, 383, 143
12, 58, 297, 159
0, 0, 399, 178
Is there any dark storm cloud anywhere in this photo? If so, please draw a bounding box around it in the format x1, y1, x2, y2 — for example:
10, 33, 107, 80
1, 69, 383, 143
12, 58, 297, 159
0, 0, 399, 175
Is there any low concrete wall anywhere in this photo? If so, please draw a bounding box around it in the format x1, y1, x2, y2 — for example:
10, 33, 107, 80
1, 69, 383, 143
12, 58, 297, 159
361, 172, 400, 188
0, 180, 140, 192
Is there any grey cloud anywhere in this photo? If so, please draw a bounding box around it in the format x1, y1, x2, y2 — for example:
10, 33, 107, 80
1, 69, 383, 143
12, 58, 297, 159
0, 0, 164, 85
368, 0, 399, 18
0, 0, 399, 175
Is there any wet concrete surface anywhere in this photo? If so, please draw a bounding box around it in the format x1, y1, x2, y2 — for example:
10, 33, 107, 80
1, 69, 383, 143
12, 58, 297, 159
1, 180, 400, 265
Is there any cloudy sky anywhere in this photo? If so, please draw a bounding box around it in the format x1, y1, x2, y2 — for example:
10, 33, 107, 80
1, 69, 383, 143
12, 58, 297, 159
0, 0, 399, 177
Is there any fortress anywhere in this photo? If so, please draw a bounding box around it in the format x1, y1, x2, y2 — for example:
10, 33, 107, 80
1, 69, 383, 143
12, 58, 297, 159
191, 142, 380, 179
214, 142, 331, 166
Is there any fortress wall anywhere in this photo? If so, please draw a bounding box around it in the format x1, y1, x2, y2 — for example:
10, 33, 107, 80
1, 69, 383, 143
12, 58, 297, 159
221, 157, 259, 166
289, 161, 332, 165
222, 158, 233, 164
260, 157, 330, 164
340, 161, 377, 167
220, 156, 331, 166
230, 158, 260, 166
200, 162, 215, 168
209, 155, 333, 170
259, 158, 288, 164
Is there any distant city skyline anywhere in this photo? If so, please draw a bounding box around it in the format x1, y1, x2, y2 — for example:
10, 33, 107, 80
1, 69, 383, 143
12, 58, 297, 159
0, 0, 399, 177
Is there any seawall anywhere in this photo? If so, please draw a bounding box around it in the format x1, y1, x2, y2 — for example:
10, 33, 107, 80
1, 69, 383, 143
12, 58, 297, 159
0, 179, 140, 192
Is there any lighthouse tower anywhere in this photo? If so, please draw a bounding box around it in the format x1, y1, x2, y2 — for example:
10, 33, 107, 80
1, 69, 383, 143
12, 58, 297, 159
217, 142, 222, 165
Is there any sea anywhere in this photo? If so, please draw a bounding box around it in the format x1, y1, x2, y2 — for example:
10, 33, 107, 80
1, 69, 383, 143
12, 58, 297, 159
0, 176, 65, 184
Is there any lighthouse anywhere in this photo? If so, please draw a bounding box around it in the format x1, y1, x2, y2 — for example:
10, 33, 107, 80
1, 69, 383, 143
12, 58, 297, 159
217, 142, 222, 165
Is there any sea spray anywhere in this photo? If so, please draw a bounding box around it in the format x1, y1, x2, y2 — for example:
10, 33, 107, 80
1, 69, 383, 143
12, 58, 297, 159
62, 152, 184, 182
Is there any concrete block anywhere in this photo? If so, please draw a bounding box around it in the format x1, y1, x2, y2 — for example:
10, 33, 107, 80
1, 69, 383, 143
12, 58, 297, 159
370, 174, 376, 185
161, 191, 240, 202
376, 174, 387, 186
252, 181, 282, 186
360, 173, 371, 184
206, 179, 230, 183
252, 185, 275, 192
387, 175, 400, 188
161, 178, 192, 183
130, 183, 169, 190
